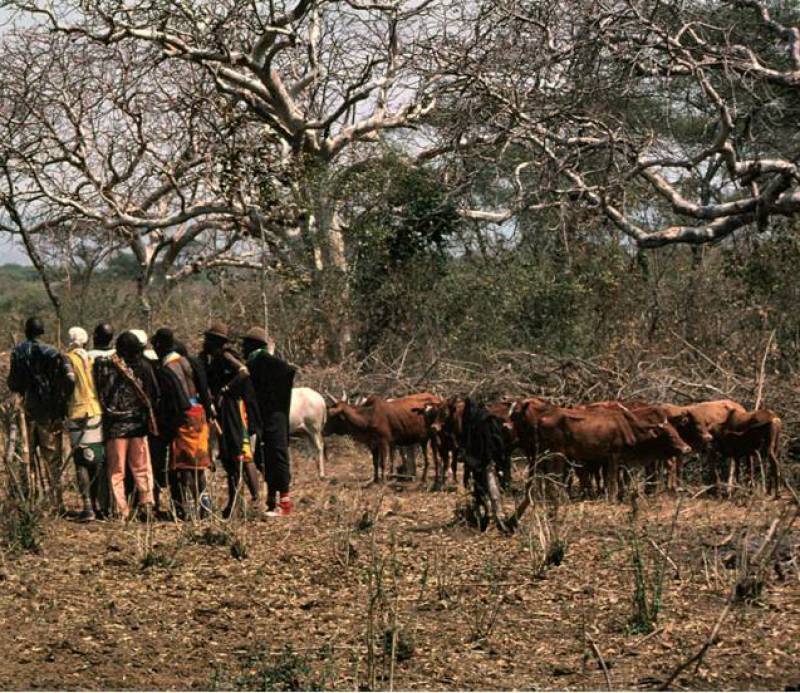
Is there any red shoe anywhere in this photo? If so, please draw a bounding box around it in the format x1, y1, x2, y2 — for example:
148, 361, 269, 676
265, 494, 292, 517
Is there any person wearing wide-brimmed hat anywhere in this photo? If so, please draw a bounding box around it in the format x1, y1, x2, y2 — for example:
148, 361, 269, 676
242, 326, 296, 517
200, 321, 263, 517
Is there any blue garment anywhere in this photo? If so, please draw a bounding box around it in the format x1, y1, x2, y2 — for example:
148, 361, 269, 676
8, 339, 71, 423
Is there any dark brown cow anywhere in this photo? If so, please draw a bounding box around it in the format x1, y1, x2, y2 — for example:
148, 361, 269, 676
714, 408, 782, 496
416, 398, 519, 488
325, 392, 440, 483
414, 397, 464, 487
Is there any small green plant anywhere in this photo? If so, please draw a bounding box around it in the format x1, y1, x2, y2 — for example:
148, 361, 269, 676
465, 558, 511, 645
229, 535, 248, 560
628, 530, 665, 635
209, 643, 334, 691
140, 549, 179, 570
626, 500, 681, 635
195, 526, 230, 546
383, 627, 414, 662
1, 498, 45, 554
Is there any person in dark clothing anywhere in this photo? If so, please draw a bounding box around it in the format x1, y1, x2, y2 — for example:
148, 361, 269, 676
88, 323, 115, 360
7, 317, 73, 500
93, 331, 160, 520
175, 339, 215, 422
200, 322, 263, 517
152, 328, 212, 519
242, 326, 296, 517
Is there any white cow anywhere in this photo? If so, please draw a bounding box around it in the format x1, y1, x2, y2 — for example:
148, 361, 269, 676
290, 387, 328, 478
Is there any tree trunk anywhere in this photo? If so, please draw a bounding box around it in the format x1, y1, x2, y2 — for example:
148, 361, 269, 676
297, 168, 354, 361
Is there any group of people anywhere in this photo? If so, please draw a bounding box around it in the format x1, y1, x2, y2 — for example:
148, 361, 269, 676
7, 317, 296, 522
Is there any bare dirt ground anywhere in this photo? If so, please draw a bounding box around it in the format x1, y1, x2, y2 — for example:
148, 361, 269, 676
0, 440, 798, 691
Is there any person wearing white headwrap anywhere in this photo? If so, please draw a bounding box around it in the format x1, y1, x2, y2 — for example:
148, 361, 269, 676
65, 326, 108, 521
130, 329, 158, 363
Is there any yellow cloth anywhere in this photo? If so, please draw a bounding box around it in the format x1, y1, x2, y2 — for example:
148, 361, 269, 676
66, 349, 102, 419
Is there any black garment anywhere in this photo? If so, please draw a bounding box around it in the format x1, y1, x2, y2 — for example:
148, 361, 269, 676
246, 350, 296, 418
202, 346, 263, 514
247, 350, 295, 499
94, 356, 160, 439
201, 346, 262, 452
260, 412, 291, 495
155, 359, 193, 442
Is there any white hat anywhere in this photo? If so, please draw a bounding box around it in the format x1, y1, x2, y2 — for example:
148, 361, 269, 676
130, 329, 148, 347
68, 326, 89, 348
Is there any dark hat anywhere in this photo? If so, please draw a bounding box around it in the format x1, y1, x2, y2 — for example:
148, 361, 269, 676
204, 321, 229, 340
242, 326, 268, 345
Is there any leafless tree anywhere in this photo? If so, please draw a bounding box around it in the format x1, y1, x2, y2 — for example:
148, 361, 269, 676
0, 27, 270, 325
426, 0, 800, 248
2, 0, 450, 354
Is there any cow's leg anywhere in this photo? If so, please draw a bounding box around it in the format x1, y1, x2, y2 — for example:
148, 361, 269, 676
726, 457, 736, 497
381, 441, 391, 482
421, 442, 430, 484
313, 431, 326, 479
768, 449, 780, 498
371, 448, 380, 483
606, 457, 619, 502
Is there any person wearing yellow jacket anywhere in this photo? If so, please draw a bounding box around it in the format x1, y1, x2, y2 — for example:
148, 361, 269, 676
65, 326, 109, 521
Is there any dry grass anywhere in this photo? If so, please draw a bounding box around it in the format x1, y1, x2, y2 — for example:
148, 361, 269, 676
0, 438, 797, 691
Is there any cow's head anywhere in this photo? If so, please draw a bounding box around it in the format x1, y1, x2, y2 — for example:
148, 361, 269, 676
653, 419, 693, 456
324, 401, 357, 436
669, 410, 713, 450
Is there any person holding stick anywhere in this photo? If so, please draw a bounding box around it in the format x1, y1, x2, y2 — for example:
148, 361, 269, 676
200, 322, 262, 518
7, 317, 73, 501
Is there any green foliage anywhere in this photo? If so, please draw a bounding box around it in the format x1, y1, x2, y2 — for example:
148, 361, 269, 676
349, 158, 459, 353
209, 643, 334, 691
1, 498, 45, 555
628, 530, 665, 635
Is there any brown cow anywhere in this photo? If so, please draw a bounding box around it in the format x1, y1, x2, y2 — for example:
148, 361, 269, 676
659, 399, 746, 490
518, 404, 692, 500
415, 397, 464, 487
584, 400, 713, 491
713, 409, 782, 497
325, 393, 440, 483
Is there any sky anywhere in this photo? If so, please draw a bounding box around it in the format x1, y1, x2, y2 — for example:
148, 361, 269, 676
0, 236, 31, 265
1, 7, 31, 264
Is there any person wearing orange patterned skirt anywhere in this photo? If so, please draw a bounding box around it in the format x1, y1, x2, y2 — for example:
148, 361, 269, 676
152, 327, 212, 519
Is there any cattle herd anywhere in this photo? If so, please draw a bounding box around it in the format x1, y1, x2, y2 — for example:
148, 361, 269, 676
317, 391, 783, 503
